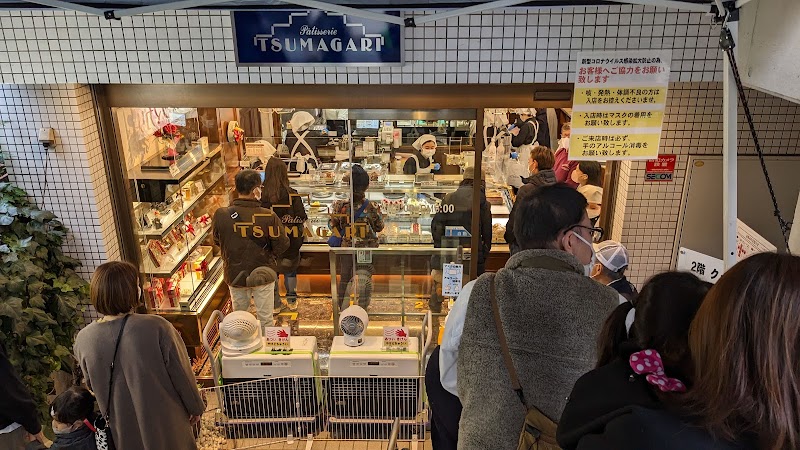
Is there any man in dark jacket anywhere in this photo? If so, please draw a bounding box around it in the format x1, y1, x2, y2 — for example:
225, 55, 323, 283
504, 145, 557, 253
214, 169, 290, 327
0, 345, 47, 449
430, 166, 492, 313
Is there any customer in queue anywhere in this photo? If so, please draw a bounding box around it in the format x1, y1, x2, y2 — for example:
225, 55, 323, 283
74, 261, 206, 450
567, 252, 800, 450
504, 145, 556, 253
262, 156, 308, 311
330, 165, 384, 310
557, 272, 711, 449
457, 183, 619, 450
0, 344, 48, 449
430, 166, 492, 312
572, 161, 604, 225
554, 122, 578, 187
591, 240, 638, 302
214, 169, 289, 327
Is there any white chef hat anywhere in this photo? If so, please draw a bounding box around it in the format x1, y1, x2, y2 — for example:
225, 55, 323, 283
515, 108, 536, 116
412, 134, 437, 151
289, 111, 315, 132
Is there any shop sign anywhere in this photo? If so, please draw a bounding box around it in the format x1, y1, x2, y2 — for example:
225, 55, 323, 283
645, 154, 676, 182
677, 247, 723, 284
570, 50, 672, 160
737, 219, 776, 260
442, 263, 464, 297
232, 10, 403, 66
383, 326, 409, 351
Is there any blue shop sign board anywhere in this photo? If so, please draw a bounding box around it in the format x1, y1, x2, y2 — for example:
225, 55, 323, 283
232, 10, 403, 66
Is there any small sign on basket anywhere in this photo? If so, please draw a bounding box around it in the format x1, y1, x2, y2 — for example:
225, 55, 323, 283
383, 326, 409, 351
264, 326, 291, 350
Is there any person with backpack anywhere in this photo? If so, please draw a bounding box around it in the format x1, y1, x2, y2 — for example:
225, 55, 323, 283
457, 184, 619, 450
328, 165, 384, 310
213, 169, 290, 327
262, 156, 308, 311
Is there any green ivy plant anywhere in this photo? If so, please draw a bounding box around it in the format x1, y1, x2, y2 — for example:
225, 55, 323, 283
0, 182, 88, 424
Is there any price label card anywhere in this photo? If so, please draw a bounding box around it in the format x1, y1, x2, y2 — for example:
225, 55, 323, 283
420, 180, 438, 187
264, 326, 291, 350
442, 263, 464, 297
356, 249, 372, 264
168, 163, 181, 177
383, 326, 409, 351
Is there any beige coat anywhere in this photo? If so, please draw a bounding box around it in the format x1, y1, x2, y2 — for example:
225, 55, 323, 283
74, 314, 205, 450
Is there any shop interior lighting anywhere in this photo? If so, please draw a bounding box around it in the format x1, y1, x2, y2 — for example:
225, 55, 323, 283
19, 0, 716, 22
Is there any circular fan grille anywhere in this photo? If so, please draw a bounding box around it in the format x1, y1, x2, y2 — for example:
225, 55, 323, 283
340, 315, 365, 337
220, 312, 260, 352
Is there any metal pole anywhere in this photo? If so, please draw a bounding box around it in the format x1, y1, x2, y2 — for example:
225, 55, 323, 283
722, 20, 739, 269
469, 109, 484, 281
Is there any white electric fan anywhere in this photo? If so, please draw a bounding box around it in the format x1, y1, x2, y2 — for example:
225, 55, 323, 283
220, 311, 264, 356
339, 305, 368, 347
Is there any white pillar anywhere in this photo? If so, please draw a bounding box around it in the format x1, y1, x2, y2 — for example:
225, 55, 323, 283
722, 21, 739, 269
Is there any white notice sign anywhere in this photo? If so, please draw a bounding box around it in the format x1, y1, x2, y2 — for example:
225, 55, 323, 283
677, 247, 724, 284
442, 263, 464, 297
736, 219, 777, 261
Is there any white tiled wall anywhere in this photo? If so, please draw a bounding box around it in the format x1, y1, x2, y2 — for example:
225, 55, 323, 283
1, 6, 797, 293
0, 84, 118, 322
617, 83, 800, 286
0, 6, 721, 85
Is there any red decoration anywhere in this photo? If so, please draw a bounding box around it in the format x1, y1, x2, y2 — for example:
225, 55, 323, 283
154, 123, 182, 141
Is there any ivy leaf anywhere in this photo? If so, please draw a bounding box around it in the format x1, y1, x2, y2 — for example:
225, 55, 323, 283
3, 252, 18, 263
29, 295, 45, 309
0, 297, 23, 320
29, 210, 55, 222
0, 214, 13, 226
0, 244, 9, 253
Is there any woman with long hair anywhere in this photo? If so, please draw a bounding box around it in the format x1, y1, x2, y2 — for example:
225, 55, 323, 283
262, 156, 307, 310
685, 252, 800, 450
74, 261, 205, 450
558, 272, 711, 449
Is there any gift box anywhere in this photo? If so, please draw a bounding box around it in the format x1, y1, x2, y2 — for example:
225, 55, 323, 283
145, 279, 165, 309
191, 246, 213, 279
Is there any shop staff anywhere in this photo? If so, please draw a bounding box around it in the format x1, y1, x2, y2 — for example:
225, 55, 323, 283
404, 134, 442, 175
285, 111, 320, 173
506, 108, 539, 191
213, 169, 289, 327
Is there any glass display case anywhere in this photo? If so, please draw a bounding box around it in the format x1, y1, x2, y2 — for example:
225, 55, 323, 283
112, 107, 236, 370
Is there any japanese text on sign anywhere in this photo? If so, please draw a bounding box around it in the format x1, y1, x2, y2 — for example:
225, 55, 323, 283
677, 247, 724, 284
442, 263, 464, 297
571, 50, 672, 161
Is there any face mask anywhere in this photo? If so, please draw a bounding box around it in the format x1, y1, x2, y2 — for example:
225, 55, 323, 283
421, 149, 436, 159
254, 188, 263, 201
571, 230, 597, 276
560, 136, 570, 150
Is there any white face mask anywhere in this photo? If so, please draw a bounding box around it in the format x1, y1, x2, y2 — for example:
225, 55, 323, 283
571, 230, 597, 277
254, 187, 263, 201
421, 148, 436, 159
560, 136, 570, 150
